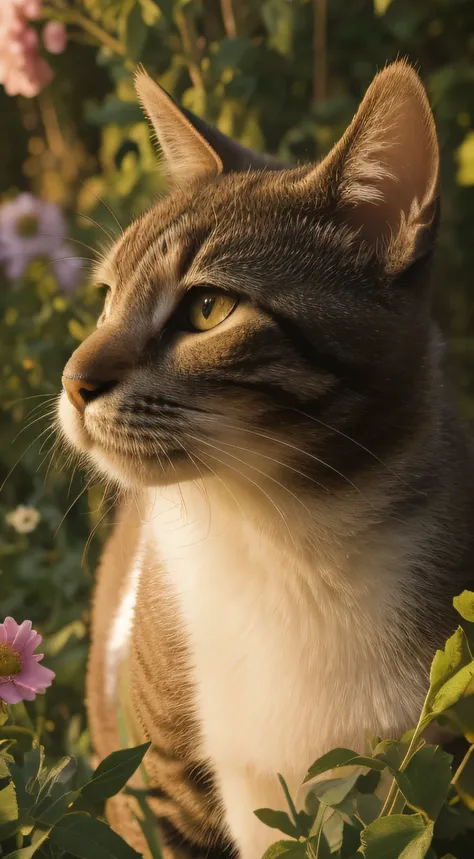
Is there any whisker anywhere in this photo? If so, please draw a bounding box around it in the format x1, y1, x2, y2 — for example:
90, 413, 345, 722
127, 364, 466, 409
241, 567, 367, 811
191, 435, 312, 519
0, 423, 56, 493
219, 421, 371, 506
12, 407, 57, 443
214, 437, 330, 493
54, 476, 95, 538
192, 442, 297, 550
74, 212, 116, 245
187, 446, 245, 520
288, 406, 425, 496
79, 179, 124, 235
82, 499, 116, 567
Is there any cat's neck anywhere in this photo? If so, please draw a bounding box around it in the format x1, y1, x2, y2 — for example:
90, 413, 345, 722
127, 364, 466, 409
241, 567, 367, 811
141, 470, 415, 604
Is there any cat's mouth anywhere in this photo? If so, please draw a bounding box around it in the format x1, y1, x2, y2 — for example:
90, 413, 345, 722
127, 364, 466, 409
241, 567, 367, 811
58, 389, 197, 487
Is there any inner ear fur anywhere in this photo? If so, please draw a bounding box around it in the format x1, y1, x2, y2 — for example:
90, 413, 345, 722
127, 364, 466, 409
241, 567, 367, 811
303, 61, 439, 271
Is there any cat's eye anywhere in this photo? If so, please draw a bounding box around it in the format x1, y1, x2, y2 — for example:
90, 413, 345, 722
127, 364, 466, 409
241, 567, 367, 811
186, 288, 238, 332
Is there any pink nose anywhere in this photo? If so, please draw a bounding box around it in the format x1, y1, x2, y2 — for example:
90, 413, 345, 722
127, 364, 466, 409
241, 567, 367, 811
62, 375, 115, 414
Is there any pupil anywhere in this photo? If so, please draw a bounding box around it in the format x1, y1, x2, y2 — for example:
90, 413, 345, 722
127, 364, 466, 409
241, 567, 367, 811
202, 296, 215, 320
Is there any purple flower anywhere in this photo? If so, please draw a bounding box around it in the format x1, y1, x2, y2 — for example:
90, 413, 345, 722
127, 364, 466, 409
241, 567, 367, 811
0, 192, 66, 279
0, 617, 55, 705
51, 243, 84, 292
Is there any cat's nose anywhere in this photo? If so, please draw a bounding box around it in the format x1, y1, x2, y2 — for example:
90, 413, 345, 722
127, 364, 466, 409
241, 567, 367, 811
62, 375, 117, 414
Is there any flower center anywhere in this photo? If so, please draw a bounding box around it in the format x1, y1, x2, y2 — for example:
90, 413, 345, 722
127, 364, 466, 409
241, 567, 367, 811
15, 214, 39, 238
0, 643, 21, 677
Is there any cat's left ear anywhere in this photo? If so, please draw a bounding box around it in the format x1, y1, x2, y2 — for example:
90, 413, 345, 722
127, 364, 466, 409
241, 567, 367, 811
134, 67, 284, 186
303, 61, 439, 271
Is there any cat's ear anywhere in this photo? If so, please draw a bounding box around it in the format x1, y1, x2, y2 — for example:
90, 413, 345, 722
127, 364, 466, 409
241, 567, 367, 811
304, 61, 439, 270
134, 67, 284, 186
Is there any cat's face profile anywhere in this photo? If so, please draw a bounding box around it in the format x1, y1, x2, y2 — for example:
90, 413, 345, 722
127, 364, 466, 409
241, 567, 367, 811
59, 62, 439, 495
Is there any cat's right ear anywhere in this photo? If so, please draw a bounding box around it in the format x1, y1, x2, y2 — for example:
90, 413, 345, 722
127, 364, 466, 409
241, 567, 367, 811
134, 67, 284, 187
301, 61, 439, 272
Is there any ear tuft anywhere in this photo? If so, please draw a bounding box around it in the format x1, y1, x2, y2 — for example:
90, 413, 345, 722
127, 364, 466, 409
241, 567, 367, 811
306, 61, 439, 269
134, 66, 223, 186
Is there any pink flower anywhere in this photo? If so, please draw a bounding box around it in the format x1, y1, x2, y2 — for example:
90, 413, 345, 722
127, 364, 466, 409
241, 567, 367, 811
0, 0, 53, 98
0, 617, 54, 705
42, 21, 67, 55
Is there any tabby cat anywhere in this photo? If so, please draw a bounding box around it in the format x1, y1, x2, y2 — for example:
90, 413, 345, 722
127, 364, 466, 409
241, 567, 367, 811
59, 61, 474, 859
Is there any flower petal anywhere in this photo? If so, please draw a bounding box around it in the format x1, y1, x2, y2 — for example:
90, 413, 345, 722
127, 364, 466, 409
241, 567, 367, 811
13, 681, 36, 701
12, 620, 33, 654
0, 625, 6, 644
3, 617, 19, 646
16, 661, 55, 690
22, 633, 42, 658
0, 680, 24, 705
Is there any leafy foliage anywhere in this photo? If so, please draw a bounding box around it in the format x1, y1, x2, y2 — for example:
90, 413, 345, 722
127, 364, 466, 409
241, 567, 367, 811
0, 704, 150, 857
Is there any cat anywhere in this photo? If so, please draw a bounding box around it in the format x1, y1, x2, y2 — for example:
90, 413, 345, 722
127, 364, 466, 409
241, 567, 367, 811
59, 60, 474, 859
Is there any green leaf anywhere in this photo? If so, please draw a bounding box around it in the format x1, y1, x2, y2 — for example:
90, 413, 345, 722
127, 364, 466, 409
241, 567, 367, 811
260, 840, 307, 859
254, 808, 298, 838
50, 812, 142, 859
0, 755, 10, 781
0, 779, 18, 824
304, 748, 386, 783
33, 789, 80, 826
399, 745, 453, 821
137, 0, 160, 25
427, 627, 474, 717
454, 591, 474, 623
360, 814, 433, 859
82, 742, 150, 803
3, 828, 51, 858
306, 772, 360, 810
126, 1, 148, 62
356, 792, 382, 825
373, 739, 407, 770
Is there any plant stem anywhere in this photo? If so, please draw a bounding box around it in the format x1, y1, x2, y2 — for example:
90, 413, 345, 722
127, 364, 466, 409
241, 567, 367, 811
220, 0, 237, 39
277, 773, 301, 835
452, 743, 474, 788
378, 712, 431, 817
41, 2, 125, 56
174, 7, 205, 91
312, 0, 327, 104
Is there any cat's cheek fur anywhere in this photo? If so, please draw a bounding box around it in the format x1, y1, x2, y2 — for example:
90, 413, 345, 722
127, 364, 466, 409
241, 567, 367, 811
58, 391, 93, 453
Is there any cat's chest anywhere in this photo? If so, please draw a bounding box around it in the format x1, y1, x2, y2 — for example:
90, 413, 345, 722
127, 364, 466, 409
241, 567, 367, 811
146, 485, 419, 778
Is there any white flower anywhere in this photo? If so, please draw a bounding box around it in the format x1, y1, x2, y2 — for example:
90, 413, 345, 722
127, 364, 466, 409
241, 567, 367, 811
6, 505, 41, 534
0, 193, 66, 280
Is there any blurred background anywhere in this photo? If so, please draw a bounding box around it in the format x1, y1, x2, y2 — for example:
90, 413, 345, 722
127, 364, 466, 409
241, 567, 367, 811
1, 0, 474, 764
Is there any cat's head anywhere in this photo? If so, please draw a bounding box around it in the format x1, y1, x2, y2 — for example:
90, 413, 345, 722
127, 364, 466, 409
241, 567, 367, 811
59, 61, 439, 494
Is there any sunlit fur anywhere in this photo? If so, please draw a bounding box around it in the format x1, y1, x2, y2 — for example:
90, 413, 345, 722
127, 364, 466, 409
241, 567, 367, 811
59, 63, 474, 859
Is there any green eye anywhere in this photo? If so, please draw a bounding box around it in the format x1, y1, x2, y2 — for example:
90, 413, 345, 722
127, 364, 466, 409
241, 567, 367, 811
187, 289, 238, 332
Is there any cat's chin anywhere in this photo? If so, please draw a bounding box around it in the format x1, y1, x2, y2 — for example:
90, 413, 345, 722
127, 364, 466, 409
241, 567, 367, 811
89, 448, 197, 489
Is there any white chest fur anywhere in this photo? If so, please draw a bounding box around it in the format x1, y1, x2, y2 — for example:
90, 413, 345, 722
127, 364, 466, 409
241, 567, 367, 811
135, 480, 426, 859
